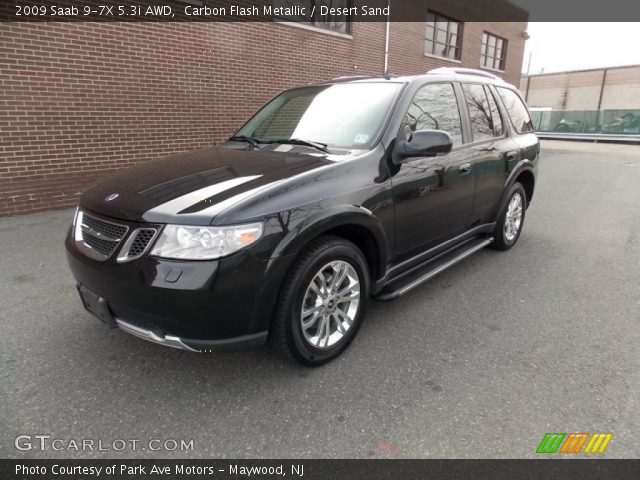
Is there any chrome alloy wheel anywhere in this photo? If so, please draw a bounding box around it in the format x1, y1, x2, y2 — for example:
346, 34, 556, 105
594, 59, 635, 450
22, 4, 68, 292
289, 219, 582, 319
504, 192, 524, 242
300, 260, 361, 349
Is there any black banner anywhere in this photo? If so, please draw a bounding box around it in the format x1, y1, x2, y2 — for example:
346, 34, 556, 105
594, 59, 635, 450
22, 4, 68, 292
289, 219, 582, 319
2, 459, 640, 480
2, 0, 640, 22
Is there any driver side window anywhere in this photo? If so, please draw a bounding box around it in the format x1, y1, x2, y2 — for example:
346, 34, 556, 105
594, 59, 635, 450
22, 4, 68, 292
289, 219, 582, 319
402, 83, 463, 146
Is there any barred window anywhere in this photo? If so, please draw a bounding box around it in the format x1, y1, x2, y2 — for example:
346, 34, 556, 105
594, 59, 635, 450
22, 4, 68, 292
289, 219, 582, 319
425, 12, 462, 60
275, 0, 351, 34
481, 33, 507, 71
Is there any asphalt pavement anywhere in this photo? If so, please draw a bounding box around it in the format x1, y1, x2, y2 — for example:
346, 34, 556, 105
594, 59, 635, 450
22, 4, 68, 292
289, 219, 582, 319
1, 140, 639, 458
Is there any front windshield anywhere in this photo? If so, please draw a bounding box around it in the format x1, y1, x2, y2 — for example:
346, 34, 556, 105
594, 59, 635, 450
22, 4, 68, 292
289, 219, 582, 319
236, 82, 403, 150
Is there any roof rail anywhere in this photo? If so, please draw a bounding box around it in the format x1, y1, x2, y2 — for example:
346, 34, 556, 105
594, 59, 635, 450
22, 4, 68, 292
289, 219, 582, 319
329, 75, 376, 82
427, 67, 504, 82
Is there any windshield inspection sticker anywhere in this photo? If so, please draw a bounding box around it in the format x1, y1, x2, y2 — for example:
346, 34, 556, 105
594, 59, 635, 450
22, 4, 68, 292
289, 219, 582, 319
354, 133, 370, 144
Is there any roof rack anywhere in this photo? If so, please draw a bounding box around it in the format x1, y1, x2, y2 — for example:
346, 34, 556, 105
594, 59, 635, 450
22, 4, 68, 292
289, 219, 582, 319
427, 67, 504, 82
329, 75, 376, 82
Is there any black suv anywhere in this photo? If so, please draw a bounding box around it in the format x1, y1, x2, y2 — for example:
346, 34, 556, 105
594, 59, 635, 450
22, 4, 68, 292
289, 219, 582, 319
66, 67, 539, 366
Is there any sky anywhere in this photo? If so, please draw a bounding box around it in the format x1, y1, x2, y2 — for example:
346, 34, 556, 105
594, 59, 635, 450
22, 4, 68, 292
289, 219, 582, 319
522, 23, 640, 74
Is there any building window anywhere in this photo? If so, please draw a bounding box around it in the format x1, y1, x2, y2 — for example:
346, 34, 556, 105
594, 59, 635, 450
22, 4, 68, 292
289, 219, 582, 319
275, 0, 350, 34
425, 11, 462, 60
481, 33, 507, 71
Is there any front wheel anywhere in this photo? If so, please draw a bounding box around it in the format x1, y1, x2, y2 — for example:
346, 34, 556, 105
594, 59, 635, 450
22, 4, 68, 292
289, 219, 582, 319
491, 182, 527, 250
272, 235, 369, 366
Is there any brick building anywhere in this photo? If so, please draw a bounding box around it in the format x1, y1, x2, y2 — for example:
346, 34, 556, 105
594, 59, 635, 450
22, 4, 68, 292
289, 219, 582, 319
521, 64, 640, 110
1, 11, 528, 215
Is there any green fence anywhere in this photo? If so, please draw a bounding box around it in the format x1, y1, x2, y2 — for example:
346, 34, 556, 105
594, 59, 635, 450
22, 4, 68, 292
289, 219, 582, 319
530, 109, 640, 135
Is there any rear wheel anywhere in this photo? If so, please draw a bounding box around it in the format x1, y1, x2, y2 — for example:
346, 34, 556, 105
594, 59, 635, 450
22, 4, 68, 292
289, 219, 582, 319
491, 182, 527, 250
273, 236, 369, 366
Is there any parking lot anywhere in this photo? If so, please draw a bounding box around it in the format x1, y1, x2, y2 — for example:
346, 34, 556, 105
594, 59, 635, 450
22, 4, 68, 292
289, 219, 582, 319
1, 140, 639, 458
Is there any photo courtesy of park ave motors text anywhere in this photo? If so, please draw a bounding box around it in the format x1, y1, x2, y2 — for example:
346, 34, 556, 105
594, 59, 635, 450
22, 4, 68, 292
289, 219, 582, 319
1, 0, 640, 474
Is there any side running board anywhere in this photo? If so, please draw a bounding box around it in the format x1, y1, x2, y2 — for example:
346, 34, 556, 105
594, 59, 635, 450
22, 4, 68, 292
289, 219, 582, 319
374, 237, 493, 301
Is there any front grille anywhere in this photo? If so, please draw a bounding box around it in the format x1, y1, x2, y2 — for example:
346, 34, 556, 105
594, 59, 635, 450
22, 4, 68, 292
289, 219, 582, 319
82, 214, 128, 241
74, 210, 128, 261
117, 228, 158, 263
128, 229, 156, 257
82, 234, 119, 256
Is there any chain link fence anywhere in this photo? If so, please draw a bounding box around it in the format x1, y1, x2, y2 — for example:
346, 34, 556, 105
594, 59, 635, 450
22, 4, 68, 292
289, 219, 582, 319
530, 109, 640, 135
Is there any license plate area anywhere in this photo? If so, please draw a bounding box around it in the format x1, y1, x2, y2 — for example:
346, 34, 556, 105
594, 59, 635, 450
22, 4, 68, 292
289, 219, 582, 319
77, 284, 117, 328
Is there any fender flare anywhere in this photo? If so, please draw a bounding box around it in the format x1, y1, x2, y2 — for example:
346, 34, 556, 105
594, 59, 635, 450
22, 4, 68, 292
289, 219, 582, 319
270, 204, 389, 279
494, 160, 536, 222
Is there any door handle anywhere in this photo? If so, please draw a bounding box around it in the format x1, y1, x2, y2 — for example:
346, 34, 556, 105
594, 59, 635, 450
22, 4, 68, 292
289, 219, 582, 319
458, 162, 471, 174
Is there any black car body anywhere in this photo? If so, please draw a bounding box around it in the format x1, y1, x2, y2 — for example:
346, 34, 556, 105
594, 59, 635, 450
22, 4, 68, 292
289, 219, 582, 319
66, 68, 539, 365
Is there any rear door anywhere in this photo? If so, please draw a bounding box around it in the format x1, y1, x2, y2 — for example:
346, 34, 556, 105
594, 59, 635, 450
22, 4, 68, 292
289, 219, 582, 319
495, 85, 539, 166
390, 82, 476, 261
460, 82, 513, 225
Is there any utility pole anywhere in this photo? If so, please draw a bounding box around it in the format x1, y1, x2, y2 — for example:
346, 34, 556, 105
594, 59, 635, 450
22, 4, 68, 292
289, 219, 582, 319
383, 0, 390, 77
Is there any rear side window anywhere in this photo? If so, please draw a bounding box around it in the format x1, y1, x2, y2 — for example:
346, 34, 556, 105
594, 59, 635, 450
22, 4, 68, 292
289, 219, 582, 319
497, 87, 534, 133
461, 83, 494, 142
402, 82, 463, 146
485, 86, 504, 136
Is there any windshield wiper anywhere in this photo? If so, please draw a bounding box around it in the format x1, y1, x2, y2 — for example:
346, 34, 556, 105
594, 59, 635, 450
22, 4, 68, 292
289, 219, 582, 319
228, 135, 261, 150
231, 135, 330, 153
267, 138, 329, 153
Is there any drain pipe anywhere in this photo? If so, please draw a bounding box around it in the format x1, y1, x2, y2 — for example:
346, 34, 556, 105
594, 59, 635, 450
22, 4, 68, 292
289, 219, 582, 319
383, 0, 390, 77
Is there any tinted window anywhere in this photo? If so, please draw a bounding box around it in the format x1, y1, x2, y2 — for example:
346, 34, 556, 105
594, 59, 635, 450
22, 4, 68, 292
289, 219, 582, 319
497, 87, 534, 133
402, 83, 463, 146
485, 86, 504, 136
462, 83, 493, 142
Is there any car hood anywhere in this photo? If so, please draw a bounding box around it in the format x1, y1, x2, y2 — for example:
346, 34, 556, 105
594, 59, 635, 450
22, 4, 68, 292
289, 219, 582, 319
80, 146, 333, 224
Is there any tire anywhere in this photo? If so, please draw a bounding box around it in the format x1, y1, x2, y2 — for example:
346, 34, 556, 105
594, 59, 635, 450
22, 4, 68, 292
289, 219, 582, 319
491, 182, 527, 251
273, 235, 370, 366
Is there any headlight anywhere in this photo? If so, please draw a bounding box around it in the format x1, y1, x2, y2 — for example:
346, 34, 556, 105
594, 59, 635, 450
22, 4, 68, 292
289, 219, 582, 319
150, 222, 263, 260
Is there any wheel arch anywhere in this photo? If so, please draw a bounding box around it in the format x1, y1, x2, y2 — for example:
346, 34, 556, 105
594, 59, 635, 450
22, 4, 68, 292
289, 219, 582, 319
271, 205, 389, 283
515, 169, 535, 206
497, 162, 536, 220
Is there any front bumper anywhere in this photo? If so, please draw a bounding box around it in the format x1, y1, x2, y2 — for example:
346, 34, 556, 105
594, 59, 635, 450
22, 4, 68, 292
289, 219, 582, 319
115, 318, 267, 352
65, 212, 289, 352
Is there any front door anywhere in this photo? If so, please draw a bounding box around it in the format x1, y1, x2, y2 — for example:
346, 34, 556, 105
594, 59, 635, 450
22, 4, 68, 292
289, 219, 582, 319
390, 82, 476, 262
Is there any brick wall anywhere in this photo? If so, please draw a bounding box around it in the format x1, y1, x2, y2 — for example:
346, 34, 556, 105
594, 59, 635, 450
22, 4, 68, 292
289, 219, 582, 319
521, 65, 640, 110
388, 21, 525, 85
1, 20, 526, 216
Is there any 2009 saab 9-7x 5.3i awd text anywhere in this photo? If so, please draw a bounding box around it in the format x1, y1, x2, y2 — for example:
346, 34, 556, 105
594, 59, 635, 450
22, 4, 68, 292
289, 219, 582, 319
66, 67, 539, 366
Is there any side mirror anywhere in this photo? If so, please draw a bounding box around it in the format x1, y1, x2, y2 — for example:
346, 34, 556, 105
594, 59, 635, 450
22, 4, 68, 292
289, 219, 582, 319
392, 130, 453, 164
